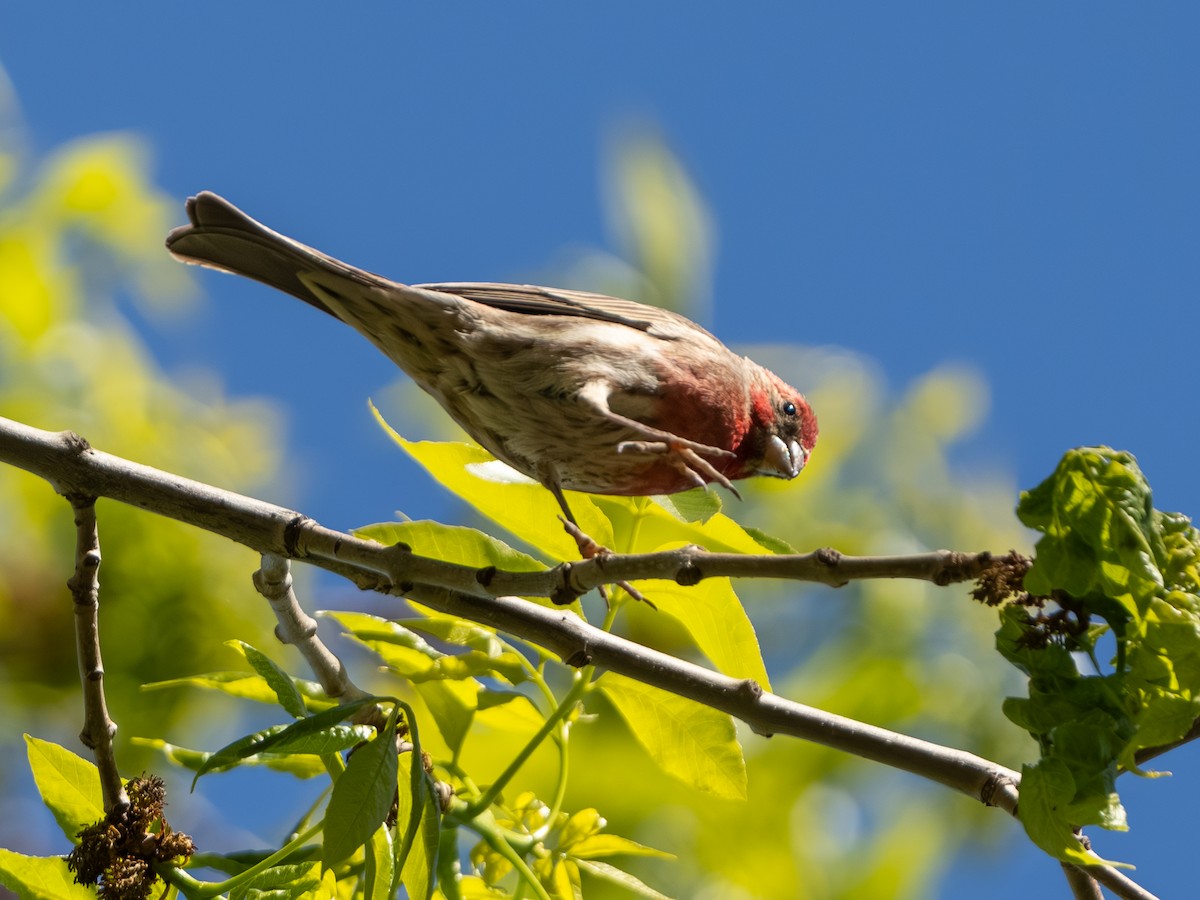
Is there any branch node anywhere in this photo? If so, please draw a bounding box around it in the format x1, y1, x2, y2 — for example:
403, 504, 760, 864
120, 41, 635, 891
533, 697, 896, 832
564, 647, 592, 668
62, 430, 91, 454
476, 565, 498, 588
933, 550, 987, 586
979, 770, 1019, 809
283, 514, 314, 557
815, 547, 842, 567
736, 678, 763, 701
675, 559, 703, 587
64, 491, 98, 510
551, 562, 583, 606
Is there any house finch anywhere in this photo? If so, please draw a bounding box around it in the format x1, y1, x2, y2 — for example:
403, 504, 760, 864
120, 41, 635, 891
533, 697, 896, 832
166, 192, 818, 523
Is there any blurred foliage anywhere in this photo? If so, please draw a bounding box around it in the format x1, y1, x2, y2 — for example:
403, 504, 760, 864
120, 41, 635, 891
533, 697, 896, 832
0, 93, 283, 851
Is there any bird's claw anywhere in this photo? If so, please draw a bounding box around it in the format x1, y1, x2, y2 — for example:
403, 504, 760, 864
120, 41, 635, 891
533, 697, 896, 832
556, 517, 653, 609
616, 439, 741, 498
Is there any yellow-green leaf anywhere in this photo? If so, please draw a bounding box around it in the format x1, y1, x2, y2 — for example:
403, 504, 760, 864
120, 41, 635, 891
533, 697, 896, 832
24, 736, 104, 842
396, 752, 440, 900
357, 520, 545, 575
371, 409, 611, 561
0, 849, 98, 899
599, 674, 746, 799
569, 834, 674, 861
638, 567, 770, 689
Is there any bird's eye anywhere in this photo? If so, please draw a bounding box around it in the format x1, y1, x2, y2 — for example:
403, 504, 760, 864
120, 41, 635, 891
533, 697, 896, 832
782, 401, 797, 417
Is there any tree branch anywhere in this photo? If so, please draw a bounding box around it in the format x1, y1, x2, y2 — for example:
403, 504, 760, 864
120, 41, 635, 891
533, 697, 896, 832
0, 415, 1156, 898
252, 553, 371, 707
66, 495, 127, 813
0, 416, 1001, 604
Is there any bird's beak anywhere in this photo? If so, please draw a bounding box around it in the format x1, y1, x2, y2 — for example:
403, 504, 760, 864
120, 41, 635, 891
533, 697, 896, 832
759, 435, 806, 480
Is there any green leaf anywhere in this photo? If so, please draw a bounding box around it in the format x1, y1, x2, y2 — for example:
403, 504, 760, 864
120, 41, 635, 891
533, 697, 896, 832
574, 858, 673, 899
370, 411, 610, 561
327, 610, 528, 686
0, 849, 98, 899
1018, 760, 1125, 867
141, 670, 332, 710
229, 863, 322, 900
404, 612, 506, 654
323, 718, 399, 870
356, 520, 546, 575
194, 697, 377, 782
652, 488, 722, 524
534, 855, 581, 900
1005, 446, 1200, 867
134, 733, 365, 778
600, 673, 746, 799
1121, 693, 1200, 771
415, 678, 479, 756
324, 610, 442, 656
639, 560, 770, 689
24, 736, 104, 842
568, 834, 674, 861
1017, 447, 1163, 616
189, 847, 322, 878
742, 526, 798, 555
395, 751, 440, 900
230, 641, 308, 719
592, 494, 775, 556
364, 825, 398, 900
557, 808, 604, 852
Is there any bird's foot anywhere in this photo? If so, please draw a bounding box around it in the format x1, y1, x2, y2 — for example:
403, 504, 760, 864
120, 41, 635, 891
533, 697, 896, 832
558, 517, 654, 609
616, 439, 742, 500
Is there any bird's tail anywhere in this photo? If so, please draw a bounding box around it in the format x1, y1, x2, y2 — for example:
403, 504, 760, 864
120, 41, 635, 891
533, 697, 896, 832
165, 191, 385, 318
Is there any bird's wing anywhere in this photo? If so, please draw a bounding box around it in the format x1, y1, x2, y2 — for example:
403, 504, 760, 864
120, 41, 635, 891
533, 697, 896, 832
417, 282, 715, 340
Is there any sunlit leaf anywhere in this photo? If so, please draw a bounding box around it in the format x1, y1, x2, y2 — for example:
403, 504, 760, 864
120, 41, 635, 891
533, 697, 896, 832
415, 678, 479, 757
230, 641, 308, 719
637, 562, 770, 689
557, 808, 604, 852
371, 411, 609, 563
575, 858, 673, 900
396, 751, 440, 900
228, 862, 322, 900
194, 698, 377, 782
323, 719, 399, 869
600, 674, 746, 799
569, 834, 674, 861
1018, 760, 1124, 868
0, 849, 97, 899
133, 735, 359, 779
364, 825, 397, 900
24, 737, 104, 843
357, 521, 545, 575
141, 670, 332, 710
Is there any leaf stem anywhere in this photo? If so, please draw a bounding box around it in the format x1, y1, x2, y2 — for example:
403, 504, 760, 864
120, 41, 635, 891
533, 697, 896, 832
463, 672, 590, 818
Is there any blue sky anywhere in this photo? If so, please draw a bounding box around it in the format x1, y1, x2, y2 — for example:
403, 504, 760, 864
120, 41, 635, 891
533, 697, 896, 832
3, 5, 1197, 898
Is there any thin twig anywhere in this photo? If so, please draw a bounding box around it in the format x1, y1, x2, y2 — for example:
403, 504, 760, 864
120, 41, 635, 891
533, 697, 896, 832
0, 417, 1002, 604
66, 495, 127, 813
1063, 861, 1105, 900
252, 554, 370, 706
1087, 866, 1161, 900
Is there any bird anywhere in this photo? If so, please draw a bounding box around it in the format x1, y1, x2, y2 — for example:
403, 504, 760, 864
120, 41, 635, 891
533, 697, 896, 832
166, 192, 818, 537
